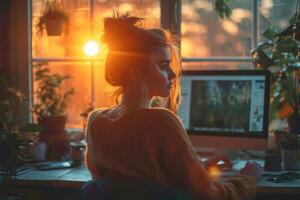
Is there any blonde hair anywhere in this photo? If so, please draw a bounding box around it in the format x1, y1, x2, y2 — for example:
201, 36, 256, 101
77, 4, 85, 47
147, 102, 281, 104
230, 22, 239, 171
102, 14, 181, 113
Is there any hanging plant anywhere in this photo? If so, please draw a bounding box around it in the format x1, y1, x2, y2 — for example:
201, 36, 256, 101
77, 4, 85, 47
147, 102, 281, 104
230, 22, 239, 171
214, 0, 232, 19
36, 0, 70, 36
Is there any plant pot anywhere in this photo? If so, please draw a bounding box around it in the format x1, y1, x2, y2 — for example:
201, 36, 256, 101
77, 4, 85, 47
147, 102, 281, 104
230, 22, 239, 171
38, 115, 67, 134
45, 18, 64, 36
287, 113, 300, 135
281, 149, 300, 170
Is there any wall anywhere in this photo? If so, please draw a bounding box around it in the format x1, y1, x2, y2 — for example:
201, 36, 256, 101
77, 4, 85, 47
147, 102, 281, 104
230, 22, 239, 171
0, 0, 30, 124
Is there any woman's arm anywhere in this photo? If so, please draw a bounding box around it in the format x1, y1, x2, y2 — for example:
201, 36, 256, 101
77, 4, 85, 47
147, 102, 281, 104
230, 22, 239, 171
150, 110, 257, 200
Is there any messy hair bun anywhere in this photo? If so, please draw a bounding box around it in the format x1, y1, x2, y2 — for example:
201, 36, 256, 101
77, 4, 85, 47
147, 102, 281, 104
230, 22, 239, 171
102, 14, 166, 52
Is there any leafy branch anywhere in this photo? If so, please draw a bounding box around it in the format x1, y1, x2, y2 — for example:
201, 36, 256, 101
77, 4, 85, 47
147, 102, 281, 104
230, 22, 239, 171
33, 62, 74, 119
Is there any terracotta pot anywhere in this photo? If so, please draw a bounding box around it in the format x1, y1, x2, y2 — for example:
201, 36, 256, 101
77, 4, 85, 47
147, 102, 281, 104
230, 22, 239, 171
45, 18, 64, 36
38, 115, 67, 134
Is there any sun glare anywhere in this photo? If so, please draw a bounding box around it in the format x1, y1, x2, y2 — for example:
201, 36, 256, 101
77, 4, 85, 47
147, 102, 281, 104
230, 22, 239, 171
84, 40, 100, 57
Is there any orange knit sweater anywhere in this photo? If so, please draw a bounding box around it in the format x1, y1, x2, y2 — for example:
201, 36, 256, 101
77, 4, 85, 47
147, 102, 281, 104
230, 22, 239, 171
85, 108, 257, 200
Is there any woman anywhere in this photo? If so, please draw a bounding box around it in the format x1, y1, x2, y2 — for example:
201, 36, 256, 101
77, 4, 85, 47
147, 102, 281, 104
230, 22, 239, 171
84, 14, 261, 200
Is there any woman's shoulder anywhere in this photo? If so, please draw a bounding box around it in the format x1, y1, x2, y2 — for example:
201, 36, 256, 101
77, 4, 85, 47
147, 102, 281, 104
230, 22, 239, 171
87, 107, 182, 128
87, 108, 110, 123
134, 108, 183, 127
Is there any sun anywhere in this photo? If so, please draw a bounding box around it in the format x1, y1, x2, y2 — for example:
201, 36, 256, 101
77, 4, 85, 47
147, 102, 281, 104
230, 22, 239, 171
84, 40, 100, 57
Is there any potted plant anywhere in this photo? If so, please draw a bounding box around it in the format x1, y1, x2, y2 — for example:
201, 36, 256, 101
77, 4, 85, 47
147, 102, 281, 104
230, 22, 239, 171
276, 131, 300, 170
0, 74, 28, 199
33, 62, 74, 134
252, 7, 300, 134
251, 2, 300, 169
36, 0, 70, 36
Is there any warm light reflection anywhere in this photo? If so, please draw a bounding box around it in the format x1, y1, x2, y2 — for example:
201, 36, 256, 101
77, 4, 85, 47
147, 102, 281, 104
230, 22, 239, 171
182, 4, 199, 20
193, 0, 212, 11
260, 0, 273, 17
181, 38, 209, 57
231, 9, 251, 23
182, 22, 207, 35
84, 40, 100, 57
208, 166, 221, 177
119, 3, 133, 13
221, 20, 239, 36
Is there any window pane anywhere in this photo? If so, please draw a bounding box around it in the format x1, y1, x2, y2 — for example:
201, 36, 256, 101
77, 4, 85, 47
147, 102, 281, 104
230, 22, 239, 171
182, 61, 253, 70
32, 0, 160, 58
33, 62, 92, 128
258, 0, 298, 41
182, 0, 252, 57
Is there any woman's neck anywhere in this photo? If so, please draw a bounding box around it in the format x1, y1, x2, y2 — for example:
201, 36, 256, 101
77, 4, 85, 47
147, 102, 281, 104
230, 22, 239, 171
106, 95, 151, 119
119, 96, 150, 109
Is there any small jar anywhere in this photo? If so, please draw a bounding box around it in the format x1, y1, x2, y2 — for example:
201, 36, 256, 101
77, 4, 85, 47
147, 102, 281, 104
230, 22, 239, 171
69, 140, 86, 165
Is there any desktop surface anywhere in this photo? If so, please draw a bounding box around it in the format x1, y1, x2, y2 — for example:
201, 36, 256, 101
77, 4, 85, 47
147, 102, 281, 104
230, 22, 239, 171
14, 159, 300, 200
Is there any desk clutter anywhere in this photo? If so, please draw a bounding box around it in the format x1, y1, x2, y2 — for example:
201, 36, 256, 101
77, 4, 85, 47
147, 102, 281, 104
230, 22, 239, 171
24, 130, 86, 163
263, 171, 300, 183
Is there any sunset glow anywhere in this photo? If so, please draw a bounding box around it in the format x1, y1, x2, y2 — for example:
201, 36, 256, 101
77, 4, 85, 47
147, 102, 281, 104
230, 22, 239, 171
84, 40, 100, 57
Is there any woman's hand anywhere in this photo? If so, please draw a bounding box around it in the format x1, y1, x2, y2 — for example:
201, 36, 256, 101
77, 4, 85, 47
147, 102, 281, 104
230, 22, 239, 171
204, 154, 233, 170
239, 161, 263, 180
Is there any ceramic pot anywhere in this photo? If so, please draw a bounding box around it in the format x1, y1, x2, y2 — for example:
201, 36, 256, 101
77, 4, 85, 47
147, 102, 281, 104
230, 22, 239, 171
45, 18, 64, 36
281, 149, 300, 170
287, 113, 300, 135
38, 115, 67, 134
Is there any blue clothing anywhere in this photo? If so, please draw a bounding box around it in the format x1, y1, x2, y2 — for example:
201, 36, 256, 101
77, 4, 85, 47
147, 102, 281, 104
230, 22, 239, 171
80, 177, 196, 200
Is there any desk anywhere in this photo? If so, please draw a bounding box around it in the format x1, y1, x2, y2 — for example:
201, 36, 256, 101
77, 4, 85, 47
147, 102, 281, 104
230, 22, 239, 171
14, 161, 300, 200
216, 160, 300, 199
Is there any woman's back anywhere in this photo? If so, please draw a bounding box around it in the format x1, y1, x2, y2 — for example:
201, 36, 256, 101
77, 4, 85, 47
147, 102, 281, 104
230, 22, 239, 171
86, 108, 186, 185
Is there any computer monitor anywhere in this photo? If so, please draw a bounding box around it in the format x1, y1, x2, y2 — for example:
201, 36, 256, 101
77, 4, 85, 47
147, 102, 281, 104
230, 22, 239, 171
178, 70, 270, 151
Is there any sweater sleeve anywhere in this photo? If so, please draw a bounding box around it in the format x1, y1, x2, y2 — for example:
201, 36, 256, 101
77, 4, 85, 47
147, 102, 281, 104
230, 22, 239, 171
149, 110, 257, 200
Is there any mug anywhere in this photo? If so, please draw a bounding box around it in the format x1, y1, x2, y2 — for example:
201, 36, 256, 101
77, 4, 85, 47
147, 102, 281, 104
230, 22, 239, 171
69, 140, 86, 164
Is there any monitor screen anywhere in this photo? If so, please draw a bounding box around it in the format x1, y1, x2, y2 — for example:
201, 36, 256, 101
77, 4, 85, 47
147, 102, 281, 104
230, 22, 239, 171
178, 70, 270, 151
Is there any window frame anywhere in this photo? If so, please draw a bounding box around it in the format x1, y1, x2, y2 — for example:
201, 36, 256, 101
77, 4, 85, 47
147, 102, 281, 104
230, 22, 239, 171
28, 0, 260, 124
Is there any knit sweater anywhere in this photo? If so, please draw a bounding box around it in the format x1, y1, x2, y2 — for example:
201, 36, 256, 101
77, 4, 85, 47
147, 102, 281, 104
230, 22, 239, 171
85, 108, 257, 200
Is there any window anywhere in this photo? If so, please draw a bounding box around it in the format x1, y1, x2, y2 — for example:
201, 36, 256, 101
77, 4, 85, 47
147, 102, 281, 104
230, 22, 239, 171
181, 0, 297, 70
30, 0, 160, 128
29, 0, 298, 128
